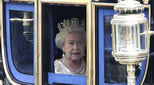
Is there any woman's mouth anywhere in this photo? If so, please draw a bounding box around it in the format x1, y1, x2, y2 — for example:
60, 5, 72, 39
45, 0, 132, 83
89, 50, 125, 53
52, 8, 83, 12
72, 52, 80, 56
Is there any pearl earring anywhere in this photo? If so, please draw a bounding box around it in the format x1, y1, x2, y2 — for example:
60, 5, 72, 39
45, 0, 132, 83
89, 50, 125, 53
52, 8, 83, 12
62, 53, 65, 57
62, 48, 65, 57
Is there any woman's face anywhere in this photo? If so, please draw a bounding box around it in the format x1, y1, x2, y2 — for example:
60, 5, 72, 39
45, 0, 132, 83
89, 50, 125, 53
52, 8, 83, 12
62, 32, 85, 61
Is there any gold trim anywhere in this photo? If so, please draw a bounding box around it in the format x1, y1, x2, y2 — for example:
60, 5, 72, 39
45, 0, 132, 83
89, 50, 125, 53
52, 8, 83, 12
87, 1, 96, 85
140, 5, 151, 85
87, 1, 93, 85
92, 4, 96, 85
112, 25, 115, 55
35, 0, 43, 85
40, 0, 88, 3
93, 2, 116, 7
10, 0, 34, 2
40, 0, 87, 5
39, 1, 94, 85
35, 0, 39, 85
39, 0, 43, 84
37, 1, 91, 85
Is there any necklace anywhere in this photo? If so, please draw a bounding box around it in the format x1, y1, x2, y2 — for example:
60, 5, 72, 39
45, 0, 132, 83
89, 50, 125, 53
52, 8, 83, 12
63, 56, 85, 74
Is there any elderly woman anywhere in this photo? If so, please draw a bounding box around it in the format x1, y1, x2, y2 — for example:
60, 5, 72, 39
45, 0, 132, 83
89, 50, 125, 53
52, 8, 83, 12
54, 18, 86, 75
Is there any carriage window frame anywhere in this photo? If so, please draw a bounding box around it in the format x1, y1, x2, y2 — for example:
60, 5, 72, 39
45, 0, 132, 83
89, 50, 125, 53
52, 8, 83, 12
5, 3, 35, 83
41, 4, 87, 85
97, 6, 150, 85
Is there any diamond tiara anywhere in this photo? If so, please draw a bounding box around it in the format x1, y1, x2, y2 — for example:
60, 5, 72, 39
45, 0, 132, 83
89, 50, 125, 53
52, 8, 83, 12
57, 18, 85, 32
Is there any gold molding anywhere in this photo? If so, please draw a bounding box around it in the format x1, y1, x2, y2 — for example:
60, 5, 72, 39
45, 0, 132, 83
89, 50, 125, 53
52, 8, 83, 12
40, 0, 87, 5
37, 0, 93, 85
140, 5, 151, 85
87, 0, 94, 85
93, 2, 116, 6
92, 3, 96, 85
10, 0, 34, 2
40, 0, 88, 3
35, 0, 43, 85
34, 0, 39, 85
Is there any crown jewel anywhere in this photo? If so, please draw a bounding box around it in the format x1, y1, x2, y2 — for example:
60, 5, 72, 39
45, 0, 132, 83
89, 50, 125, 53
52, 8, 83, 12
58, 18, 85, 32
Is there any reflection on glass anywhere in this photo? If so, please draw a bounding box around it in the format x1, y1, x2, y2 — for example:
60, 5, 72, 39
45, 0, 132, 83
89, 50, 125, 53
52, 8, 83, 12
104, 15, 127, 83
115, 24, 148, 56
22, 12, 33, 43
10, 10, 33, 74
104, 15, 142, 84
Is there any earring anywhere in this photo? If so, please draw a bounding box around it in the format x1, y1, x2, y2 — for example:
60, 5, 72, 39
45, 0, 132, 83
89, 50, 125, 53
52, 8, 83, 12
62, 53, 65, 57
62, 47, 65, 57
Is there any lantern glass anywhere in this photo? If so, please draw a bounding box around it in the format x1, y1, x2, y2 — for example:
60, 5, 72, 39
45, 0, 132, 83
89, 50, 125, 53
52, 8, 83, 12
113, 23, 148, 57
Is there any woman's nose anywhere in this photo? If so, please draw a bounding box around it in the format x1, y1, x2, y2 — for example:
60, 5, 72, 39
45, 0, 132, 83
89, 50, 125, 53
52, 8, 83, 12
73, 43, 79, 49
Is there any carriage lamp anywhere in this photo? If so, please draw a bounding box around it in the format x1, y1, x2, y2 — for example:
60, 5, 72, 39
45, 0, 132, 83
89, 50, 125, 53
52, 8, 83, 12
111, 0, 150, 85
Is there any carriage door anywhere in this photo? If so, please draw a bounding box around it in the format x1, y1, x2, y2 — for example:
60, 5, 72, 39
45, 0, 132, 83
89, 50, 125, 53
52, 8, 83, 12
3, 2, 35, 84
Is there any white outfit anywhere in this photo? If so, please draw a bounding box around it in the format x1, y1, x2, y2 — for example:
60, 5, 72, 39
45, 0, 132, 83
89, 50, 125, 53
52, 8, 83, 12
54, 59, 86, 75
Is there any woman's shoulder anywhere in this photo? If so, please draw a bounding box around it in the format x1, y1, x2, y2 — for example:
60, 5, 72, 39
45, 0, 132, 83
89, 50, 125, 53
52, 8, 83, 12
54, 59, 63, 66
54, 58, 71, 74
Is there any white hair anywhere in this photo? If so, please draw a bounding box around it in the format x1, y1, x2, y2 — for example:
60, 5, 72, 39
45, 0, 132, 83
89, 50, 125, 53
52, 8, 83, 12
55, 25, 85, 50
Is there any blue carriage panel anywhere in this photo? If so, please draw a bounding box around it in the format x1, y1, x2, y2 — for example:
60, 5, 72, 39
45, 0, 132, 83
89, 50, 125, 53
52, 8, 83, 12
44, 5, 87, 85
98, 7, 149, 85
6, 3, 35, 83
48, 73, 87, 85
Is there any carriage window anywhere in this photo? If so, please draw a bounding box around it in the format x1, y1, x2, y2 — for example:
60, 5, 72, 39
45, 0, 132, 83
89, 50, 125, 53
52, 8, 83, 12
42, 4, 87, 85
5, 3, 34, 83
98, 7, 147, 85
104, 15, 127, 83
10, 10, 33, 74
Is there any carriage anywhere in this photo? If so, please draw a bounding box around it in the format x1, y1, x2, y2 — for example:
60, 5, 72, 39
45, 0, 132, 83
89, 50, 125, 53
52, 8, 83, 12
0, 0, 154, 85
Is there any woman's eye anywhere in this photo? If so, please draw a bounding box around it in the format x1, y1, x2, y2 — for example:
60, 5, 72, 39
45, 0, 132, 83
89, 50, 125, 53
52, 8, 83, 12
78, 41, 84, 45
78, 41, 83, 45
68, 42, 74, 45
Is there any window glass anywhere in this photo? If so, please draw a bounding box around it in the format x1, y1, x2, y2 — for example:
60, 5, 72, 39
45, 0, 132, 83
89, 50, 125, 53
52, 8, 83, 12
42, 5, 86, 75
104, 15, 127, 83
103, 15, 141, 84
10, 10, 34, 75
42, 4, 87, 85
